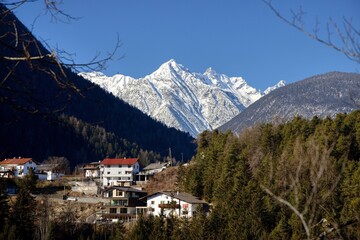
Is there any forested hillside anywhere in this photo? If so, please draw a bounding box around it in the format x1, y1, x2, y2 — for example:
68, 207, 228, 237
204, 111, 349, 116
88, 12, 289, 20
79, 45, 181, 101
0, 113, 162, 167
177, 111, 360, 239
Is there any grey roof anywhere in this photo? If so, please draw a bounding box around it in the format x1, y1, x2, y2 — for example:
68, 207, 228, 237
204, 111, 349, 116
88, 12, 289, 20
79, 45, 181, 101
143, 162, 167, 170
146, 191, 208, 204
37, 163, 59, 171
89, 162, 100, 165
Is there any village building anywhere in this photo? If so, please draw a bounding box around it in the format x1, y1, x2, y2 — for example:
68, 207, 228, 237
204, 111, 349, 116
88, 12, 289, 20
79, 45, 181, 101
100, 158, 140, 187
145, 191, 209, 218
81, 161, 100, 179
136, 162, 168, 182
36, 163, 64, 181
101, 186, 147, 222
0, 157, 38, 178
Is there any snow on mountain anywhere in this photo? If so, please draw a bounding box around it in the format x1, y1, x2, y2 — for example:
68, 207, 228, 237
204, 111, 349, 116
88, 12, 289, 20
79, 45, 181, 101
219, 72, 360, 134
80, 59, 273, 137
264, 80, 286, 94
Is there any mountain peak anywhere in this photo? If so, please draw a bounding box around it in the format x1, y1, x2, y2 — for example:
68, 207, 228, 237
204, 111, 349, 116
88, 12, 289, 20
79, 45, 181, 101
166, 58, 177, 64
204, 67, 217, 77
264, 80, 287, 94
82, 59, 286, 136
154, 59, 189, 76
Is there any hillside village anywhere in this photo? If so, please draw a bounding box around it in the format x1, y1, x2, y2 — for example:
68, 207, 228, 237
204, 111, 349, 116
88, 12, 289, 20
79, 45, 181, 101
1, 1, 360, 239
0, 157, 209, 224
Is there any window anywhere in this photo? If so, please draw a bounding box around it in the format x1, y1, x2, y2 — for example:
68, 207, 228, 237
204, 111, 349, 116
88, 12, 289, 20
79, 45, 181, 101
107, 172, 110, 175
120, 208, 127, 214
110, 208, 117, 214
115, 190, 123, 197
128, 165, 132, 168
160, 201, 165, 204
118, 171, 121, 174
151, 201, 155, 205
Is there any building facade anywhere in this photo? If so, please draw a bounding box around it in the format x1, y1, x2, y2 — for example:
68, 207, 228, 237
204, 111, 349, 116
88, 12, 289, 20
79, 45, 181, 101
0, 158, 38, 178
82, 162, 100, 179
146, 191, 209, 218
100, 158, 140, 187
102, 186, 147, 222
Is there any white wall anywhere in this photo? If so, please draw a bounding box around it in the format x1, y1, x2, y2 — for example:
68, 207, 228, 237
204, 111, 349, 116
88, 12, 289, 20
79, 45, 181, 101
147, 193, 199, 218
15, 161, 38, 177
102, 162, 140, 187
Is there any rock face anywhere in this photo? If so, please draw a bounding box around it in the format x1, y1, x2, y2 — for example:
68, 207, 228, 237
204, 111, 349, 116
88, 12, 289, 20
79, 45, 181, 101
219, 72, 360, 134
81, 59, 283, 136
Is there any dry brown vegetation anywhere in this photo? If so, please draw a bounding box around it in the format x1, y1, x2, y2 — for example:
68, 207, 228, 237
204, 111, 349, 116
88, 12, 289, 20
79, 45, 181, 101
142, 166, 180, 195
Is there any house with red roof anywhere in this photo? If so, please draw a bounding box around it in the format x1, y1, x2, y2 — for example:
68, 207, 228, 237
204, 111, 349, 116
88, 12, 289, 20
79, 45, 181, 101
100, 158, 140, 187
0, 157, 38, 178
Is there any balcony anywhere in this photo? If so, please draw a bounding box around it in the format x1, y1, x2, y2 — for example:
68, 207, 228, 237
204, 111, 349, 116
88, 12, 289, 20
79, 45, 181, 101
158, 203, 180, 209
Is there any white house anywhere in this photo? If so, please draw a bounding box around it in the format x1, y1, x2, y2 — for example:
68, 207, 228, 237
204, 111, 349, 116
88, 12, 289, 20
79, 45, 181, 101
136, 162, 168, 182
146, 191, 209, 218
0, 158, 38, 178
36, 163, 64, 181
82, 161, 100, 179
100, 158, 140, 187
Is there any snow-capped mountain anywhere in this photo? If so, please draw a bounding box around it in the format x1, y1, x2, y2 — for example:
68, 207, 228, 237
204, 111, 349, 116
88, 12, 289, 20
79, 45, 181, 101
80, 59, 283, 136
264, 80, 286, 94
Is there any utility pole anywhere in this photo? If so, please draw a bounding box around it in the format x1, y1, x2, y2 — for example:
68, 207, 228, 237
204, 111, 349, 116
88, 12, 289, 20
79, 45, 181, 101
169, 147, 172, 167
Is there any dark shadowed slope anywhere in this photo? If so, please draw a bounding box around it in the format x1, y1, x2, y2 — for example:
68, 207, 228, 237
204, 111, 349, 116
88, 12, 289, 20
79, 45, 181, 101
0, 4, 195, 166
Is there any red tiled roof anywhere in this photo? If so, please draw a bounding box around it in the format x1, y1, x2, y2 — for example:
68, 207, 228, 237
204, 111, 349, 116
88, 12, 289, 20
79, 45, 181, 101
0, 158, 33, 165
101, 158, 138, 165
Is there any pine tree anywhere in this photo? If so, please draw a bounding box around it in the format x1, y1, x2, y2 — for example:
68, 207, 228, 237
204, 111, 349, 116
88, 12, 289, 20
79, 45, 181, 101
10, 185, 37, 240
0, 179, 9, 235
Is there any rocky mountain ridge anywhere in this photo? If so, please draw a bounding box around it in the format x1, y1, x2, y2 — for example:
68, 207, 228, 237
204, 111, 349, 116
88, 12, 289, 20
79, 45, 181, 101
80, 59, 284, 136
219, 71, 360, 134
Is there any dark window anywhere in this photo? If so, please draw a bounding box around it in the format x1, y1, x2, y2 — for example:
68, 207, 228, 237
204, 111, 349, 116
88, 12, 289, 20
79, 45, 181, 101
110, 208, 117, 214
120, 208, 127, 214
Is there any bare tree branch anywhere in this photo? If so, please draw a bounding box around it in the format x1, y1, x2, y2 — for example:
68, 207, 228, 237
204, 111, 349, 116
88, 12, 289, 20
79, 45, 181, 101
263, 0, 360, 63
262, 185, 311, 238
0, 1, 122, 117
261, 136, 342, 239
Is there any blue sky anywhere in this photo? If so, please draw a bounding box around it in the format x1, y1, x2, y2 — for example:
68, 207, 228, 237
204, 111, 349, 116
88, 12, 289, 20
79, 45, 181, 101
13, 0, 359, 91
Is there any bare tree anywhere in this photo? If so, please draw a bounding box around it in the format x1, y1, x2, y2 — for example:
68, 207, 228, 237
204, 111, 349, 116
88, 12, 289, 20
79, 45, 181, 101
42, 156, 70, 174
0, 1, 121, 116
263, 0, 360, 63
260, 137, 344, 239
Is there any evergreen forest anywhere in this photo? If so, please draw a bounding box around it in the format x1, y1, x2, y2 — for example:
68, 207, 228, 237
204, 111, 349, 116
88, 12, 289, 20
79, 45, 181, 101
178, 110, 360, 239
1, 111, 360, 239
